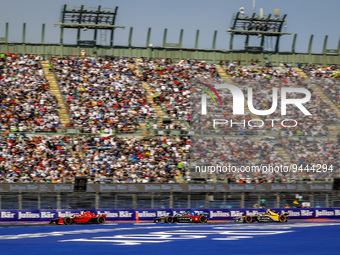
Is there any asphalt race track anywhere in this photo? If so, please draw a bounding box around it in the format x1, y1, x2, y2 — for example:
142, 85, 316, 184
0, 222, 339, 255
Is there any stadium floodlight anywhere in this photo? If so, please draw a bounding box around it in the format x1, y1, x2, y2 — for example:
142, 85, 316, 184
227, 9, 291, 52
54, 4, 125, 46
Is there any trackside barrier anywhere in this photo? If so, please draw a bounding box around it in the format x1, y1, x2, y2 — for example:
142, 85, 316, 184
1, 208, 340, 222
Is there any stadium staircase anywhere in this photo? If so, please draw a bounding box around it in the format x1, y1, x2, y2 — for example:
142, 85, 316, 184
132, 63, 166, 134
41, 60, 71, 127
216, 65, 260, 120
294, 68, 340, 135
41, 60, 86, 167
141, 81, 165, 125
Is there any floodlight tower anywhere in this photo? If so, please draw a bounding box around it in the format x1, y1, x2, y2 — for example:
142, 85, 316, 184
54, 4, 125, 46
227, 8, 291, 52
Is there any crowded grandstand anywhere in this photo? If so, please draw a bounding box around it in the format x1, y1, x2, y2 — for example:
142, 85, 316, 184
0, 53, 338, 184
0, 2, 340, 255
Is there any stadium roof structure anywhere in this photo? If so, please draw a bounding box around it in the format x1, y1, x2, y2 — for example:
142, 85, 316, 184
228, 9, 291, 52
54, 4, 125, 46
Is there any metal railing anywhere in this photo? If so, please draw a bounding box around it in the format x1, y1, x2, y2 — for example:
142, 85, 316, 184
0, 191, 339, 210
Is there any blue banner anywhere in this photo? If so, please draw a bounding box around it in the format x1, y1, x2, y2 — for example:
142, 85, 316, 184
0, 208, 340, 221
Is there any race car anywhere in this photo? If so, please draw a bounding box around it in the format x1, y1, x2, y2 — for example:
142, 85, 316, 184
49, 211, 106, 225
154, 210, 208, 223
234, 209, 289, 223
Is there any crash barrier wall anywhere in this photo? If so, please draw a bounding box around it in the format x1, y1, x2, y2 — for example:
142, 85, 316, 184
0, 183, 333, 193
0, 208, 340, 222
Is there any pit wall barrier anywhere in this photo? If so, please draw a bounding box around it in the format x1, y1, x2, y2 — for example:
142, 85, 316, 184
1, 208, 340, 222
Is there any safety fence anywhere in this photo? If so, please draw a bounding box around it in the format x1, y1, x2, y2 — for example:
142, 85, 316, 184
0, 190, 339, 210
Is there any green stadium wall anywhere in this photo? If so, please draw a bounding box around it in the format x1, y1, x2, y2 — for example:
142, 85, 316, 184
1, 42, 340, 66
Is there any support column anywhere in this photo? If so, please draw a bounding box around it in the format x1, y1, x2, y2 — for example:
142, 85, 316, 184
260, 35, 265, 49
326, 193, 329, 208
310, 193, 314, 208
110, 29, 115, 47
245, 35, 249, 48
151, 193, 154, 209
0, 194, 2, 210
110, 6, 119, 47
128, 27, 133, 47
188, 194, 191, 208
5, 23, 9, 53
292, 33, 297, 53
179, 29, 183, 48
18, 192, 22, 210
275, 36, 280, 53
162, 28, 168, 47
169, 192, 173, 209
60, 4, 67, 45
205, 193, 210, 209
308, 34, 314, 54
212, 30, 217, 50
95, 192, 100, 209
60, 28, 64, 45
276, 193, 280, 208
323, 35, 328, 54
57, 193, 61, 209
241, 192, 245, 209
223, 193, 226, 208
195, 30, 199, 48
93, 5, 101, 44
41, 23, 45, 44
77, 5, 85, 44
132, 194, 137, 209
229, 33, 234, 50
38, 193, 41, 210
146, 27, 151, 47
5, 22, 9, 42
22, 23, 26, 43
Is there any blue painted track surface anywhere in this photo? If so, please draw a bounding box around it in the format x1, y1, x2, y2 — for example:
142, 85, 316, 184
0, 223, 339, 255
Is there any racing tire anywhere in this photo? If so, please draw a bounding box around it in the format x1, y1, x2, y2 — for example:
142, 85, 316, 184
97, 216, 106, 224
165, 216, 174, 223
199, 215, 208, 223
63, 217, 72, 225
244, 216, 253, 223
279, 215, 287, 223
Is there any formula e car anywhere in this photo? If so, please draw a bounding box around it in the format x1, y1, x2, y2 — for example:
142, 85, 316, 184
234, 209, 289, 223
49, 211, 106, 225
154, 210, 208, 223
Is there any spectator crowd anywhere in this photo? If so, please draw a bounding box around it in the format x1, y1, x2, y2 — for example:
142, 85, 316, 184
0, 54, 61, 132
52, 56, 157, 134
0, 54, 338, 183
